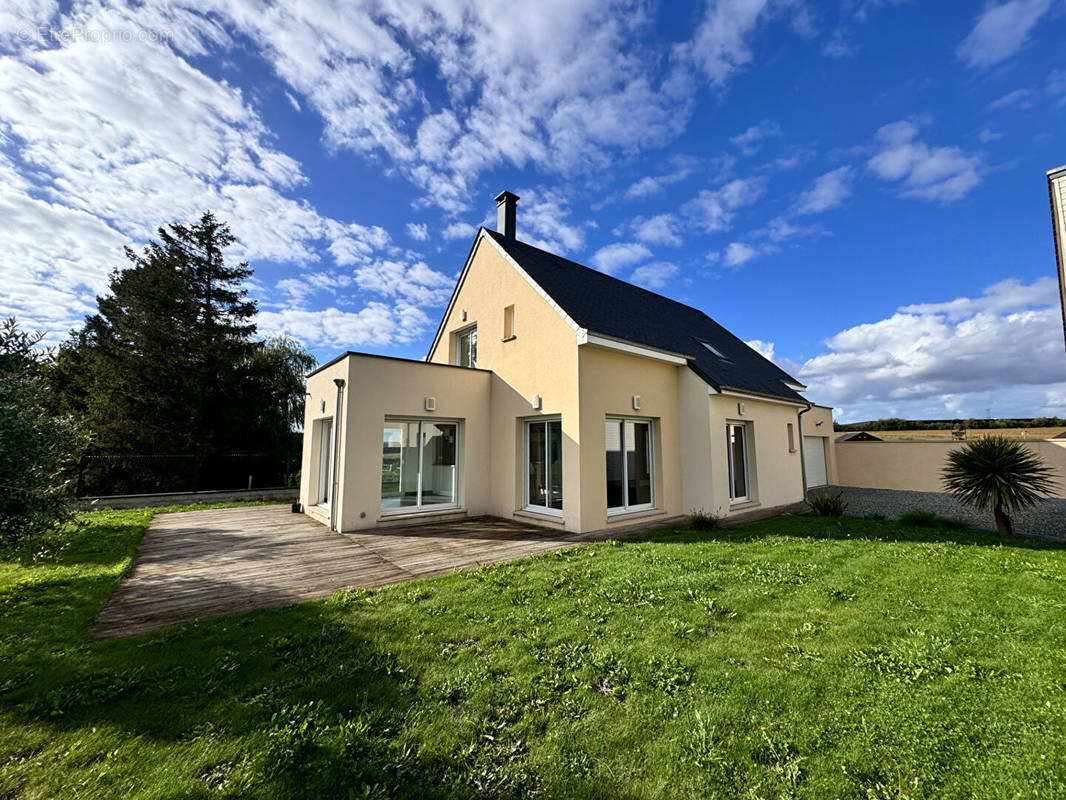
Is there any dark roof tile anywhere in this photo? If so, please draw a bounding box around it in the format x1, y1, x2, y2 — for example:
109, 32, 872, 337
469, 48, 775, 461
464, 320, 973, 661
483, 229, 806, 402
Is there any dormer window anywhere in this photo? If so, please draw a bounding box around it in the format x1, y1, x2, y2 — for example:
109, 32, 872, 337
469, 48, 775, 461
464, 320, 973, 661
456, 326, 477, 368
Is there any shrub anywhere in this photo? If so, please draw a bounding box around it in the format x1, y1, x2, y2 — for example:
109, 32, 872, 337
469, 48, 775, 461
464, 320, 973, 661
807, 490, 846, 517
0, 319, 87, 548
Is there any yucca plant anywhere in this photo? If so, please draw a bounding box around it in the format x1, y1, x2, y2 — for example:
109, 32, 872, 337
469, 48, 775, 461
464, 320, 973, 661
941, 436, 1056, 536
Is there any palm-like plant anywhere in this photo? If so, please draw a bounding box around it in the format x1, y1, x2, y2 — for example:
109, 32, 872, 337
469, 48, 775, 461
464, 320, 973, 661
942, 436, 1057, 536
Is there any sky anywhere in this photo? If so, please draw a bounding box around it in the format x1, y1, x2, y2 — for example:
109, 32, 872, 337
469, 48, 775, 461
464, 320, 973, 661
0, 0, 1064, 423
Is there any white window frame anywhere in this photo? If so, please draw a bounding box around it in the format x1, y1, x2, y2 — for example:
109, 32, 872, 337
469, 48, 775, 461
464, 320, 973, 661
523, 417, 563, 517
380, 417, 462, 515
317, 417, 333, 507
726, 422, 750, 504
454, 324, 477, 368
606, 416, 656, 516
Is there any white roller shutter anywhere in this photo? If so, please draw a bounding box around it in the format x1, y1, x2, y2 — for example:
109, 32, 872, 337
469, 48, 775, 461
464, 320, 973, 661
803, 436, 828, 488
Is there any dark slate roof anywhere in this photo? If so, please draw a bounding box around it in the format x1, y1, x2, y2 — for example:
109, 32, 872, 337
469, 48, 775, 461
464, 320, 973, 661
483, 229, 806, 402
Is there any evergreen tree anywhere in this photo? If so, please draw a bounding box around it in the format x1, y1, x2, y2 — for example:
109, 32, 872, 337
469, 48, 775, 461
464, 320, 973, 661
51, 213, 314, 493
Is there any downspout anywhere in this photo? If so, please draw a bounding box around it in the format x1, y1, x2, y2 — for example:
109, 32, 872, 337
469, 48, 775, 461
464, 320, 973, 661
797, 402, 813, 500
330, 378, 345, 532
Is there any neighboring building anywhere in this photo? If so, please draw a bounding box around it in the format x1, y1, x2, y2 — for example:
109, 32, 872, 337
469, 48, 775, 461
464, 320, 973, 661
1049, 164, 1066, 355
300, 191, 835, 533
836, 431, 884, 442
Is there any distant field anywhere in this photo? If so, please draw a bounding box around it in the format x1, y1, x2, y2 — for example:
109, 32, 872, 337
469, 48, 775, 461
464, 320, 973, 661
871, 427, 1066, 441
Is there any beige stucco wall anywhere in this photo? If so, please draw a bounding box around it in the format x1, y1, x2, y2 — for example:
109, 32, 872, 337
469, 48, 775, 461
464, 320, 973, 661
836, 439, 1066, 498
428, 236, 584, 528
707, 393, 809, 516
301, 354, 492, 531
576, 345, 683, 531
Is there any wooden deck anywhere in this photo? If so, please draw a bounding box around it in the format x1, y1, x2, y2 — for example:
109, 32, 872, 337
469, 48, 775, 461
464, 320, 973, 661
93, 505, 682, 638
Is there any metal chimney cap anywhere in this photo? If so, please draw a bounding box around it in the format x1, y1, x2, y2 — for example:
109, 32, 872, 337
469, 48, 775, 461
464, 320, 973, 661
494, 190, 520, 204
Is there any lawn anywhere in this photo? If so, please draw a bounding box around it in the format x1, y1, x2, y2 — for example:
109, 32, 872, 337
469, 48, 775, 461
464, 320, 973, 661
1, 506, 1065, 799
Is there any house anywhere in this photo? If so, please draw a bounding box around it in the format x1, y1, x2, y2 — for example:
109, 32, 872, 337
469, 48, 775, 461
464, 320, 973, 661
300, 191, 835, 533
836, 431, 884, 442
1048, 164, 1066, 355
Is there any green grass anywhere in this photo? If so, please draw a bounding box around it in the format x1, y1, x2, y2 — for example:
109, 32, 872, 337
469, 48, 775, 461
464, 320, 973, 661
2, 506, 1065, 799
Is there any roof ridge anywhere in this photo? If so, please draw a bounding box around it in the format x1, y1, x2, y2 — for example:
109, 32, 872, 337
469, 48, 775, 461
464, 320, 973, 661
483, 228, 712, 323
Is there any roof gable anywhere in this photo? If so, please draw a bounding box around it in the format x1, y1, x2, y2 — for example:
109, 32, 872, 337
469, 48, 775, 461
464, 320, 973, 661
481, 229, 806, 402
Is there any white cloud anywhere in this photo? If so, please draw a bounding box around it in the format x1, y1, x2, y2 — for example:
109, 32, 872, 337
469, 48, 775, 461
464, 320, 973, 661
0, 3, 456, 354
745, 338, 775, 360
678, 0, 810, 87
800, 277, 1066, 421
442, 221, 477, 241
683, 176, 765, 232
406, 222, 428, 241
169, 0, 693, 213
589, 242, 653, 273
729, 119, 781, 155
629, 261, 679, 289
977, 128, 1003, 143
258, 303, 433, 348
708, 240, 776, 268
866, 120, 981, 203
957, 0, 1054, 68
988, 87, 1038, 110
510, 186, 587, 254
632, 214, 683, 246
796, 166, 854, 214
624, 165, 694, 199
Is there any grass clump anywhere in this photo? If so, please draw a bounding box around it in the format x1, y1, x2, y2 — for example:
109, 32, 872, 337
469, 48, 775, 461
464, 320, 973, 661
687, 508, 723, 530
1, 504, 1064, 798
807, 489, 847, 517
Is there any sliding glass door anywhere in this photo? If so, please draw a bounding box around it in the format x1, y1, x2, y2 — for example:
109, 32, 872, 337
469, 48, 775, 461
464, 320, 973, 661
606, 418, 653, 513
526, 419, 563, 514
381, 419, 458, 512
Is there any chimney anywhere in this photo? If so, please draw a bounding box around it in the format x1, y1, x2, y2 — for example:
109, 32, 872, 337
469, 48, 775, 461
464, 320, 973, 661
495, 190, 519, 239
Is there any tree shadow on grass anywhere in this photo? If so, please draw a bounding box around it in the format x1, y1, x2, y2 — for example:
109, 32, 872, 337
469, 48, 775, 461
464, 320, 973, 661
1, 584, 649, 800
644, 514, 1066, 552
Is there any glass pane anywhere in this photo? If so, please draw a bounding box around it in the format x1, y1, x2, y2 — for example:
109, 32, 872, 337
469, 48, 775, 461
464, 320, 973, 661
319, 419, 333, 503
730, 425, 747, 498
382, 422, 419, 509
548, 421, 563, 510
528, 422, 547, 508
420, 423, 457, 506
605, 420, 624, 509
626, 421, 652, 506
458, 329, 478, 368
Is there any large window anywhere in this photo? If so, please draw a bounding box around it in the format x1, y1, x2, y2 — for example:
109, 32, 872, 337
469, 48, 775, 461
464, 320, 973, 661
727, 423, 749, 503
381, 420, 459, 512
525, 419, 563, 514
456, 326, 477, 368
605, 418, 654, 513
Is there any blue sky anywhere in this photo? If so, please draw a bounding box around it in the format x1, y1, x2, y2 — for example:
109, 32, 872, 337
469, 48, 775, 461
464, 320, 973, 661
1, 0, 1064, 422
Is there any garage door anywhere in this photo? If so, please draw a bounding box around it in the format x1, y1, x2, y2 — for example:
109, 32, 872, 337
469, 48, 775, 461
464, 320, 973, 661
803, 436, 827, 488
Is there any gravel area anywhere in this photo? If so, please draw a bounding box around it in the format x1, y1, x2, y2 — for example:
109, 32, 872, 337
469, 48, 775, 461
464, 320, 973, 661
818, 486, 1066, 541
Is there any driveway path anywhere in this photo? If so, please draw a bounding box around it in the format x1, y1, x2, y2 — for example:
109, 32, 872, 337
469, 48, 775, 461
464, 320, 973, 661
93, 505, 679, 638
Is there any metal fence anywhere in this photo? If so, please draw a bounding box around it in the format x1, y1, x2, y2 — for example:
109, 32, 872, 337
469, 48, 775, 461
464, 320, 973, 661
74, 450, 300, 497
